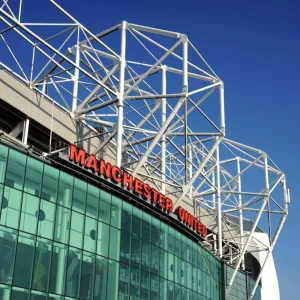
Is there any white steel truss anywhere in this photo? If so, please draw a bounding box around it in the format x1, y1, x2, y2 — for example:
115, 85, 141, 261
0, 1, 289, 299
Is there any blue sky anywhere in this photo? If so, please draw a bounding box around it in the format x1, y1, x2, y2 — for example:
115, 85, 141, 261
60, 0, 299, 297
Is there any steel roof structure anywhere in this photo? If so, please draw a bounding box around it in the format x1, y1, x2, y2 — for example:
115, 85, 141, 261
0, 1, 290, 299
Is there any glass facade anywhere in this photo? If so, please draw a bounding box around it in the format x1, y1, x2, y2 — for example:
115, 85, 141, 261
0, 142, 260, 300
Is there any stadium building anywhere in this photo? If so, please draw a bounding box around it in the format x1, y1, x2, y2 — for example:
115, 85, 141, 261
0, 1, 289, 300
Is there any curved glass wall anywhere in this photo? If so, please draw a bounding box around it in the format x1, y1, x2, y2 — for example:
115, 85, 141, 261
0, 143, 260, 300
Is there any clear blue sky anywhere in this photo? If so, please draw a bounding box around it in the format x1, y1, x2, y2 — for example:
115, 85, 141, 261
25, 0, 300, 298
62, 0, 299, 298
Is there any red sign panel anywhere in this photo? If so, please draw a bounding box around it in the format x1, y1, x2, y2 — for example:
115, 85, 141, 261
69, 144, 207, 237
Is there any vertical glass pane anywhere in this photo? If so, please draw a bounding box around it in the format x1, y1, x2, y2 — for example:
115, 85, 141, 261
131, 236, 141, 268
0, 186, 22, 229
142, 212, 151, 243
0, 284, 11, 300
54, 205, 71, 245
175, 231, 181, 258
181, 235, 187, 261
168, 227, 175, 254
141, 240, 151, 272
5, 149, 26, 190
24, 157, 43, 197
141, 270, 150, 300
151, 244, 160, 276
65, 247, 81, 298
168, 281, 174, 300
97, 221, 109, 257
168, 253, 174, 281
19, 193, 40, 234
86, 184, 99, 219
80, 251, 95, 300
0, 226, 17, 285
121, 201, 132, 233
99, 190, 111, 224
84, 216, 97, 253
32, 238, 52, 291
13, 232, 35, 288
30, 291, 48, 300
132, 207, 142, 238
94, 255, 108, 300
69, 211, 84, 249
109, 227, 120, 261
107, 259, 119, 300
11, 287, 29, 300
186, 239, 193, 263
150, 274, 159, 300
72, 178, 87, 213
120, 229, 131, 265
151, 217, 160, 247
174, 256, 181, 284
57, 172, 73, 208
159, 248, 167, 279
159, 277, 167, 300
41, 165, 59, 203
119, 263, 130, 300
37, 199, 55, 239
0, 144, 8, 184
130, 267, 140, 300
186, 263, 192, 290
111, 196, 121, 229
160, 223, 168, 250
49, 243, 67, 295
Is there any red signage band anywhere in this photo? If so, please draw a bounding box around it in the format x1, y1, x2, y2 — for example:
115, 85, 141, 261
69, 144, 207, 237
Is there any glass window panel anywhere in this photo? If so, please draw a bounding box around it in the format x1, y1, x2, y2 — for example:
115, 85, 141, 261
37, 199, 55, 239
107, 259, 119, 300
72, 178, 87, 213
150, 274, 159, 300
13, 232, 35, 288
151, 217, 160, 247
86, 184, 99, 219
174, 256, 181, 284
32, 238, 52, 292
109, 226, 120, 261
174, 284, 181, 300
57, 172, 73, 208
65, 247, 81, 298
160, 223, 168, 250
80, 251, 95, 300
121, 201, 132, 233
168, 281, 174, 300
192, 266, 197, 292
0, 284, 11, 299
0, 186, 22, 229
41, 165, 59, 203
97, 221, 109, 257
20, 193, 40, 234
84, 216, 97, 253
30, 291, 48, 300
132, 207, 142, 238
94, 255, 108, 300
186, 240, 193, 263
11, 287, 29, 300
168, 227, 175, 254
159, 248, 167, 279
0, 226, 17, 285
130, 267, 140, 300
120, 229, 131, 265
181, 260, 187, 287
181, 235, 187, 260
111, 196, 122, 229
186, 263, 192, 290
54, 205, 71, 244
168, 253, 174, 282
49, 243, 68, 295
151, 244, 160, 276
159, 277, 166, 300
174, 231, 181, 258
141, 240, 151, 272
5, 149, 26, 190
119, 263, 130, 300
0, 144, 8, 184
69, 211, 84, 249
99, 190, 111, 224
192, 243, 198, 267
131, 236, 141, 268
141, 270, 150, 300
142, 212, 151, 243
24, 157, 43, 197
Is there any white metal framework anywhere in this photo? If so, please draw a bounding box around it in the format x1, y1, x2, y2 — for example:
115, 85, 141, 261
0, 1, 289, 299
